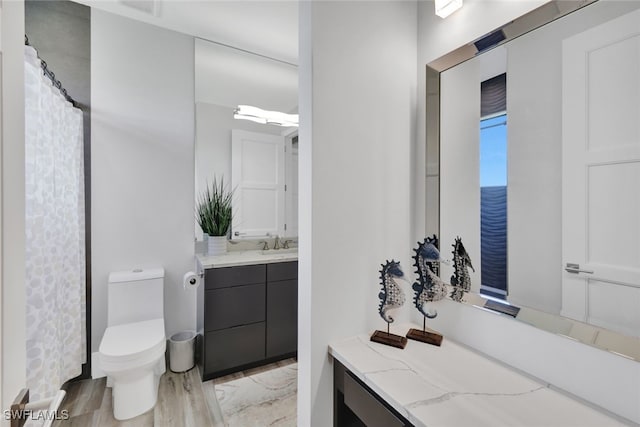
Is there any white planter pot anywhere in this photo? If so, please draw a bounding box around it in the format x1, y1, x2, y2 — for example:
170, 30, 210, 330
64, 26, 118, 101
202, 233, 209, 253
207, 235, 227, 256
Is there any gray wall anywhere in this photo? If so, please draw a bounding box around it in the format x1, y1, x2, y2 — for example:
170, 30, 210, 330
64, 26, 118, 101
25, 0, 90, 148
91, 10, 195, 353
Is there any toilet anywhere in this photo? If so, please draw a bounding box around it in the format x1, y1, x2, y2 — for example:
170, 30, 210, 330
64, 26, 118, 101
99, 268, 166, 420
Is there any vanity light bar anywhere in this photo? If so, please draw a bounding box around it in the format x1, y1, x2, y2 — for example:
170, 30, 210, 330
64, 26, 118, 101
435, 0, 462, 19
233, 105, 299, 127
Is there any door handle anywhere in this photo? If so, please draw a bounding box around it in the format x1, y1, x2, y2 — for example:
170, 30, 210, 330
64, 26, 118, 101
565, 263, 594, 274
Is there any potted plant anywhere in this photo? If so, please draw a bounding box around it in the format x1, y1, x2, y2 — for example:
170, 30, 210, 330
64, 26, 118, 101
196, 176, 234, 256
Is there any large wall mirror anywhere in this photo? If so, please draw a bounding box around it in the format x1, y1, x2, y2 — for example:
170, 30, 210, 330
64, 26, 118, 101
428, 0, 640, 360
194, 38, 298, 241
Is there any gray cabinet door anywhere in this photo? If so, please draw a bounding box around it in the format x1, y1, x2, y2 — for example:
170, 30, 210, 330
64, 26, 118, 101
204, 323, 266, 374
205, 284, 266, 331
266, 279, 297, 358
267, 261, 298, 282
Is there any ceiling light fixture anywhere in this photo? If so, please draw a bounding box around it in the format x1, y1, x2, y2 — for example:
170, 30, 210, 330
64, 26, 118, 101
435, 0, 463, 18
233, 105, 299, 127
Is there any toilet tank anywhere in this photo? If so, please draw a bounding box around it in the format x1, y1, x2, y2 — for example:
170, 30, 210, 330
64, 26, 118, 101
107, 268, 164, 327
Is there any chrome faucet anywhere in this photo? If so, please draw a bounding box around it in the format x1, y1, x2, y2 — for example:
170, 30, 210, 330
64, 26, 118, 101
282, 239, 296, 249
273, 235, 281, 250
258, 240, 269, 251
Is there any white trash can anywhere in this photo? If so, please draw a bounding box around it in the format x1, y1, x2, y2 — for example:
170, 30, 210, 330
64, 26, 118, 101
169, 331, 196, 372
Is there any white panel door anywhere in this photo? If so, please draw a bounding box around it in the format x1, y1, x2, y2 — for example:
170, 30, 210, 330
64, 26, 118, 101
232, 130, 285, 238
562, 9, 640, 337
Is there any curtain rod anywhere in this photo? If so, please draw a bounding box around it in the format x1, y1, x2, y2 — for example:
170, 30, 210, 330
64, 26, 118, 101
24, 34, 78, 108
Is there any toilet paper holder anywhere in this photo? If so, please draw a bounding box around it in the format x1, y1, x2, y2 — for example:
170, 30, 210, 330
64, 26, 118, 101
182, 271, 203, 289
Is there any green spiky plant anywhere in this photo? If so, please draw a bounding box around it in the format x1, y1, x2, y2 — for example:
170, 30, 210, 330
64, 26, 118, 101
196, 176, 234, 237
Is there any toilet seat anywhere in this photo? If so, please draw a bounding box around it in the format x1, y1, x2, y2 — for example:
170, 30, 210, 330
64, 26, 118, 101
99, 318, 165, 371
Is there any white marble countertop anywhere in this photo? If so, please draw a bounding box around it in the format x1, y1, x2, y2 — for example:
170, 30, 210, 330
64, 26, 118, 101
196, 249, 298, 269
329, 324, 626, 427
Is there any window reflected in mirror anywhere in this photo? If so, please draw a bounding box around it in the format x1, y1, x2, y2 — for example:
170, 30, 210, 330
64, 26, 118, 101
479, 73, 507, 300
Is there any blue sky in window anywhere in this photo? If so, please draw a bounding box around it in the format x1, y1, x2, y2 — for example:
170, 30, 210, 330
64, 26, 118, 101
480, 114, 507, 187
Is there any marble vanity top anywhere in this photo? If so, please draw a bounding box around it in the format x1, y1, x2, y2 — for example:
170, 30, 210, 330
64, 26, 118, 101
197, 249, 298, 269
329, 324, 626, 427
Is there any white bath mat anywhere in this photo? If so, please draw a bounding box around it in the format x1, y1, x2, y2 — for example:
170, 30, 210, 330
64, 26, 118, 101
215, 362, 297, 427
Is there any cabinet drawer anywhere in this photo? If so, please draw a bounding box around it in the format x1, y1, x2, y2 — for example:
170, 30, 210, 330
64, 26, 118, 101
267, 261, 298, 282
204, 323, 265, 374
205, 284, 265, 331
344, 372, 406, 427
205, 264, 265, 290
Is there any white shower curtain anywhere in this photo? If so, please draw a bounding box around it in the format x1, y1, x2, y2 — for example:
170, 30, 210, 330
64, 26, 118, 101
24, 45, 86, 400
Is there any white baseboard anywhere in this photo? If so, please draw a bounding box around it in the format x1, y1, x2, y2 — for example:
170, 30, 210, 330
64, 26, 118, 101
91, 352, 106, 379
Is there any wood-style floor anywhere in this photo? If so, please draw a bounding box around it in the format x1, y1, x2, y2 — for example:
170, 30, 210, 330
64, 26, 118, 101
53, 359, 295, 427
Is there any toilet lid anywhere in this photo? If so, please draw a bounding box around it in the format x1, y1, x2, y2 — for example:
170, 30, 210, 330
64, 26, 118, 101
100, 318, 165, 358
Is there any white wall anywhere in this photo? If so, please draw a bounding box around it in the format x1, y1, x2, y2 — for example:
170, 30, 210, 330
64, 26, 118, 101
75, 0, 299, 65
195, 39, 297, 112
91, 10, 195, 352
439, 58, 481, 289
0, 0, 27, 413
439, 46, 507, 292
506, 12, 562, 311
419, 1, 640, 423
418, 0, 548, 66
298, 1, 417, 425
506, 12, 563, 313
416, 0, 547, 247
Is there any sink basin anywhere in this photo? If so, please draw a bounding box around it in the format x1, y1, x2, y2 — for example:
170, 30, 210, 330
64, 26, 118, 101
261, 248, 298, 255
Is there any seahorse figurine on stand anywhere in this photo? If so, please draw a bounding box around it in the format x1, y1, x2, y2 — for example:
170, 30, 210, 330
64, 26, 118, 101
370, 260, 408, 349
450, 236, 475, 302
407, 235, 448, 346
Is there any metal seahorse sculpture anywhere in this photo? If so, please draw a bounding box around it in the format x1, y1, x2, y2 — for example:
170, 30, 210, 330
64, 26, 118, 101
406, 235, 447, 346
371, 260, 408, 349
412, 235, 448, 319
377, 260, 406, 324
450, 236, 475, 302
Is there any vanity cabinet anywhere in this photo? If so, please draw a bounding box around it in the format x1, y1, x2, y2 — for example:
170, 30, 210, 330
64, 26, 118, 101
266, 262, 298, 358
334, 360, 412, 427
331, 329, 624, 427
198, 261, 297, 380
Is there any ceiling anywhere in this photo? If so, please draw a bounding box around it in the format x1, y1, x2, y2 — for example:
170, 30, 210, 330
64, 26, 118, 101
74, 0, 299, 65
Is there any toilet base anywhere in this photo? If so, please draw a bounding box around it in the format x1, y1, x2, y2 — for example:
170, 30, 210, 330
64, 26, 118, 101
108, 357, 166, 420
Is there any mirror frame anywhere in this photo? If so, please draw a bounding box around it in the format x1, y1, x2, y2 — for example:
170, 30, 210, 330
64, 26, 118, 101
425, 0, 639, 362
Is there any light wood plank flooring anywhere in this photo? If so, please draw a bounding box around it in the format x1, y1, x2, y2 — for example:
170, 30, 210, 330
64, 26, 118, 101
53, 359, 295, 427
